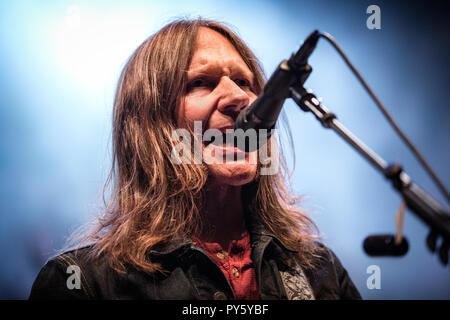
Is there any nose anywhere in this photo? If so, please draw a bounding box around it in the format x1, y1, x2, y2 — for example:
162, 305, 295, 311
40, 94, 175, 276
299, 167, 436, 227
216, 77, 250, 118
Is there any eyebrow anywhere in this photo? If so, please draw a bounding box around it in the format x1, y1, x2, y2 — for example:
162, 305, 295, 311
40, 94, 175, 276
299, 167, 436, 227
186, 61, 254, 84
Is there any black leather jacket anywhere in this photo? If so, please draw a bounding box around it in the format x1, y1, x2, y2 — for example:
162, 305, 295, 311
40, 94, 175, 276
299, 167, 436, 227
29, 216, 361, 300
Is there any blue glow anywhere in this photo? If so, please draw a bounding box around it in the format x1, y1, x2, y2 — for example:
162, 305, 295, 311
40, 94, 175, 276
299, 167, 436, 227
0, 0, 449, 299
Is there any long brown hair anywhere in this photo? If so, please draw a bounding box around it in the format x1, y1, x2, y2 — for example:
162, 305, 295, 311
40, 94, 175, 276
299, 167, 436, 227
76, 19, 320, 274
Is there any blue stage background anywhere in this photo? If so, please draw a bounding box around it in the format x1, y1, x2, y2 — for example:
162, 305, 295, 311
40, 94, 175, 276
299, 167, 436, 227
0, 0, 449, 299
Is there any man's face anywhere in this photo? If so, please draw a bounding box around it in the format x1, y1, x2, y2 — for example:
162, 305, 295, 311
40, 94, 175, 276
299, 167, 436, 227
177, 27, 258, 187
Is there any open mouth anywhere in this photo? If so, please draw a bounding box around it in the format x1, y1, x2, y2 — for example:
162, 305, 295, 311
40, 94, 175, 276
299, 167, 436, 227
203, 130, 248, 161
205, 130, 237, 148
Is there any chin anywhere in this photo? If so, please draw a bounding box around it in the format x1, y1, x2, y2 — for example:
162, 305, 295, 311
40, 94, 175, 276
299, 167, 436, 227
208, 163, 257, 187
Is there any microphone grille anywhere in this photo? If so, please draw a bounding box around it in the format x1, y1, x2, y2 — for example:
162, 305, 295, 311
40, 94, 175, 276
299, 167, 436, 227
363, 234, 409, 257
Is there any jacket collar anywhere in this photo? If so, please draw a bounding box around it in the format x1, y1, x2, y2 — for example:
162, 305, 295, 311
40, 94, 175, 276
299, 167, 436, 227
147, 237, 193, 257
243, 202, 297, 254
147, 204, 293, 257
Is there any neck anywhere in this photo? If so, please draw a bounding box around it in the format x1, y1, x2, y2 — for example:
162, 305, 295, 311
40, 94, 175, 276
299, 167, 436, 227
197, 182, 247, 250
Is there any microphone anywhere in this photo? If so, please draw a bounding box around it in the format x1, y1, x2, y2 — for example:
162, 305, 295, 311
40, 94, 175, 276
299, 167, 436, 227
363, 234, 409, 257
234, 30, 320, 152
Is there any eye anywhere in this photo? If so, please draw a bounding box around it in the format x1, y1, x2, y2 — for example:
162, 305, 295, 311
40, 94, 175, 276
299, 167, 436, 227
186, 78, 213, 93
235, 78, 251, 88
190, 79, 207, 88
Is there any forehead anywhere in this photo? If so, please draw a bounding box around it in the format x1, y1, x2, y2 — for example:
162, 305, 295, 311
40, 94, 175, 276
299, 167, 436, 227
188, 27, 252, 78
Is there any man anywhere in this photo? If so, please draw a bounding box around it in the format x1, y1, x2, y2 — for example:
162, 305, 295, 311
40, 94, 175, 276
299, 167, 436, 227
29, 19, 361, 300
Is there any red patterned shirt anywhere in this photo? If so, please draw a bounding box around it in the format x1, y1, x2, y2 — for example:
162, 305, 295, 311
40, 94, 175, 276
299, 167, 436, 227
193, 231, 259, 300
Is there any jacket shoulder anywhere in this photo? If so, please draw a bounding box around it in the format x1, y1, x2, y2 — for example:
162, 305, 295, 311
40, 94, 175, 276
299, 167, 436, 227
303, 242, 362, 300
29, 245, 103, 299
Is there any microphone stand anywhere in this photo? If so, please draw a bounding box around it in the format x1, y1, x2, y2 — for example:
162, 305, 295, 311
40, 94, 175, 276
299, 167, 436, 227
289, 84, 450, 264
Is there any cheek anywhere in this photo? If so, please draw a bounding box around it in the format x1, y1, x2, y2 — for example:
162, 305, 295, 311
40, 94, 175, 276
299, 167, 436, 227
178, 95, 214, 129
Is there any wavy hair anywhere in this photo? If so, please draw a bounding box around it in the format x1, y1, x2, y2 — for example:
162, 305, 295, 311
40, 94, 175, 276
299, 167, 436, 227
75, 19, 320, 274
